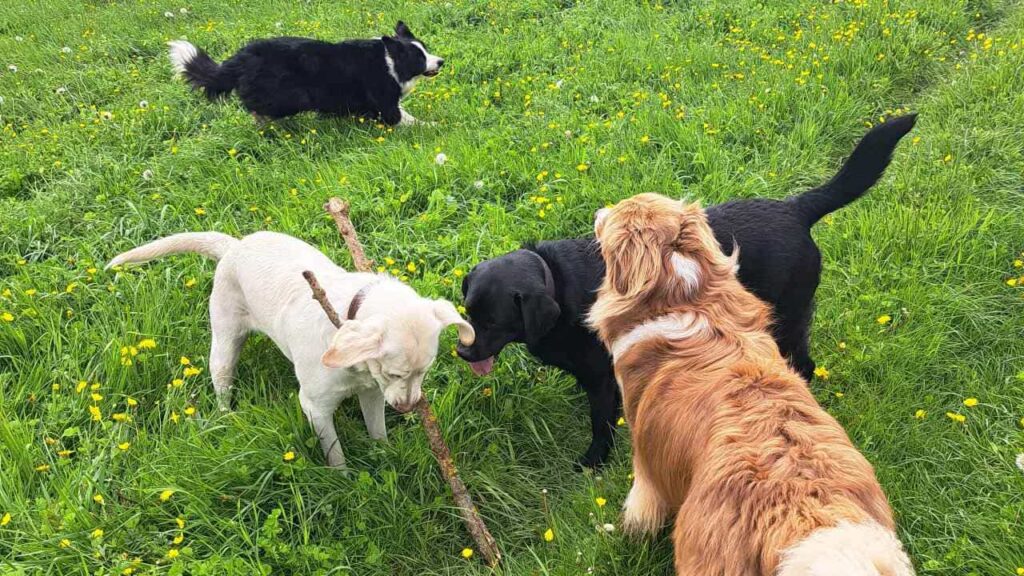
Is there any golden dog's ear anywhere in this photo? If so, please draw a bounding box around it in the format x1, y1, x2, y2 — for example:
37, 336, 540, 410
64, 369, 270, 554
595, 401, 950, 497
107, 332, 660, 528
605, 229, 665, 296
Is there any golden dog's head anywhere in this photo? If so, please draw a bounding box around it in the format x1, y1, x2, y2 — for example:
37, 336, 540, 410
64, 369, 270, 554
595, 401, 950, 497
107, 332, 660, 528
594, 193, 736, 303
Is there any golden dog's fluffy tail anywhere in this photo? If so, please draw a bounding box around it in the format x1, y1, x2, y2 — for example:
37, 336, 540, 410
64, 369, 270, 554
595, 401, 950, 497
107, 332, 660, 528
777, 521, 914, 576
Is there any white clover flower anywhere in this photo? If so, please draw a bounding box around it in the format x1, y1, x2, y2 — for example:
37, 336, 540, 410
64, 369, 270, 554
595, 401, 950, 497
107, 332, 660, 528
434, 152, 447, 166
61, 46, 72, 54
7, 65, 17, 73
602, 523, 615, 533
473, 180, 484, 189
142, 169, 154, 181
139, 100, 149, 109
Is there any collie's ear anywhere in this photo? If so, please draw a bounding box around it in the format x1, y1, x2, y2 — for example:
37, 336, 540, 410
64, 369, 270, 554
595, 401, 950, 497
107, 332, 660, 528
605, 231, 665, 296
395, 21, 413, 38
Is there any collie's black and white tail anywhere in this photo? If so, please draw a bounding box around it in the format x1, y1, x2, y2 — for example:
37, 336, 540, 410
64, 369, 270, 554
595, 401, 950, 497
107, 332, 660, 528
105, 232, 238, 270
789, 113, 917, 226
777, 521, 915, 576
168, 40, 237, 99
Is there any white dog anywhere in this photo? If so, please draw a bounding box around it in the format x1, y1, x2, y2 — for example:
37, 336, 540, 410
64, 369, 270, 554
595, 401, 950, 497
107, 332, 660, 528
107, 231, 474, 468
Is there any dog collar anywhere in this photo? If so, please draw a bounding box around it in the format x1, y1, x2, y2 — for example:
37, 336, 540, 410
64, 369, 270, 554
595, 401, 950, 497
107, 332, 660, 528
529, 251, 557, 301
347, 281, 378, 320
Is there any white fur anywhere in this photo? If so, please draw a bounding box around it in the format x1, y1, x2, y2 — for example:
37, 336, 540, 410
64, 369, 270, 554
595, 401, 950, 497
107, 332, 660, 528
777, 521, 915, 576
107, 231, 473, 469
609, 311, 708, 361
167, 40, 198, 75
412, 41, 444, 75
670, 252, 703, 295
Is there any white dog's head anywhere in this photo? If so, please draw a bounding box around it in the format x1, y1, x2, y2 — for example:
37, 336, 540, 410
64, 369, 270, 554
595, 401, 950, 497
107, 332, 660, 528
321, 286, 473, 413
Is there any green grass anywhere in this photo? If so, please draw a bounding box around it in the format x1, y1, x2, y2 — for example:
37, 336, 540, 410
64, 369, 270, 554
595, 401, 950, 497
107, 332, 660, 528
2, 0, 1023, 573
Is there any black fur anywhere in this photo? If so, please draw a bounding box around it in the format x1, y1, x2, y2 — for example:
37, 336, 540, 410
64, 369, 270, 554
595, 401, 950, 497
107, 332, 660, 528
458, 115, 917, 469
172, 21, 442, 124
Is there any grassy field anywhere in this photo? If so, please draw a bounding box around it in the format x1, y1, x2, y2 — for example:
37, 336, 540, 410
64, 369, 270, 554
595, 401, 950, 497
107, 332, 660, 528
2, 0, 1024, 573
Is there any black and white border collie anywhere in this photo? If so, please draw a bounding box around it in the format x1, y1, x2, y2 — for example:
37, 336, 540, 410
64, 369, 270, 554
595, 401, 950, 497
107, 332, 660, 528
167, 21, 443, 125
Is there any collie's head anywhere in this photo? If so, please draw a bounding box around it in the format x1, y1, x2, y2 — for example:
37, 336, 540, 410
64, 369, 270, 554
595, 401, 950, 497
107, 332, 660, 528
593, 193, 737, 306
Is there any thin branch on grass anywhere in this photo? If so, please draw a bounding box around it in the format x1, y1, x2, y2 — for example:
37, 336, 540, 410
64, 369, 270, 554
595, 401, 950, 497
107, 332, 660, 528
301, 197, 502, 568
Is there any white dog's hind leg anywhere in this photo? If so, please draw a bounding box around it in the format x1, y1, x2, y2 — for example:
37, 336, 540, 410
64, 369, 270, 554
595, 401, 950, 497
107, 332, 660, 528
209, 284, 248, 412
299, 390, 345, 468
358, 389, 388, 441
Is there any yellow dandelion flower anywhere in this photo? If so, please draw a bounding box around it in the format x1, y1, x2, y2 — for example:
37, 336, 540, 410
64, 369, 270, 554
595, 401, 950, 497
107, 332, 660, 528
118, 442, 130, 451
91, 528, 104, 539
617, 417, 626, 426
93, 494, 104, 505
813, 366, 830, 380
184, 406, 196, 416
1008, 278, 1018, 287
59, 538, 71, 548
159, 490, 174, 502
1015, 260, 1023, 268
576, 163, 589, 172
127, 397, 138, 407
1, 512, 10, 526
1, 312, 13, 322
52, 383, 60, 392
91, 392, 102, 402
176, 517, 185, 530
942, 154, 952, 163
171, 378, 184, 388
945, 412, 966, 423
180, 356, 191, 366
166, 549, 179, 559
170, 411, 180, 424
834, 391, 845, 398
283, 451, 296, 462
461, 548, 474, 559
173, 533, 184, 545
137, 338, 157, 349
76, 381, 88, 393
876, 314, 892, 325
35, 464, 51, 472
183, 367, 202, 377
194, 207, 206, 216
407, 262, 417, 273
640, 135, 650, 143
57, 449, 74, 458
595, 497, 607, 507
89, 405, 102, 421
914, 409, 926, 419
227, 148, 237, 157
963, 397, 978, 407
185, 278, 197, 288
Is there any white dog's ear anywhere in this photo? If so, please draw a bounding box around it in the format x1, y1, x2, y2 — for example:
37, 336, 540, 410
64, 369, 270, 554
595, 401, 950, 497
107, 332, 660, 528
322, 319, 385, 368
433, 299, 475, 346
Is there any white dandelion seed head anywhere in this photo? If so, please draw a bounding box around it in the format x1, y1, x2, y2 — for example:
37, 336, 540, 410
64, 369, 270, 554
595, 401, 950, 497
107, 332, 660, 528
602, 523, 615, 533
7, 65, 17, 73
434, 152, 447, 166
473, 180, 484, 189
541, 488, 548, 495
139, 100, 149, 109
142, 169, 154, 181
564, 130, 573, 139
164, 11, 174, 18
1016, 453, 1024, 474
61, 46, 72, 54
55, 87, 67, 95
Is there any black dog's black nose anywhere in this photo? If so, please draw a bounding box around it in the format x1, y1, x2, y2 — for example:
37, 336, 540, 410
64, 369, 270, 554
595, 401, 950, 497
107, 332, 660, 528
437, 59, 445, 68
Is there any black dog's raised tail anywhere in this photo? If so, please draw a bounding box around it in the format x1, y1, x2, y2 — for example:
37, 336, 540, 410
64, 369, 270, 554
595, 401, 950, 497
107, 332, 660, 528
168, 40, 236, 99
790, 113, 917, 225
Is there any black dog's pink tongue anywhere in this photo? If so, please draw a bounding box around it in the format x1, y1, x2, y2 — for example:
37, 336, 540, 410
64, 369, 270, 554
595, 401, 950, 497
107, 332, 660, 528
469, 356, 495, 376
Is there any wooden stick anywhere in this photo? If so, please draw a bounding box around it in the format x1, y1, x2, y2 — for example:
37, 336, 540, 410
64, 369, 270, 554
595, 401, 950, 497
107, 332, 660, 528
303, 198, 502, 568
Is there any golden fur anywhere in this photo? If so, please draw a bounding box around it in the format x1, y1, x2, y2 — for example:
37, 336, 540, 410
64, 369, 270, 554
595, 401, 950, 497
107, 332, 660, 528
588, 193, 910, 575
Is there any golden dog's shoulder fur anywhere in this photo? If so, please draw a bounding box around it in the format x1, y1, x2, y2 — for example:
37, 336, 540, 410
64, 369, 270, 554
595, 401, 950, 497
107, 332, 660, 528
588, 193, 912, 576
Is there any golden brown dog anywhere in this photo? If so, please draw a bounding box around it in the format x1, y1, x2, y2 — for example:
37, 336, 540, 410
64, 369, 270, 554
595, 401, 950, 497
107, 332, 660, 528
587, 193, 913, 576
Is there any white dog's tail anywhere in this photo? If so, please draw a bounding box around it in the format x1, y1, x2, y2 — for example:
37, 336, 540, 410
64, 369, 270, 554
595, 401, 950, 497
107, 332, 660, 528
777, 521, 915, 576
106, 232, 238, 270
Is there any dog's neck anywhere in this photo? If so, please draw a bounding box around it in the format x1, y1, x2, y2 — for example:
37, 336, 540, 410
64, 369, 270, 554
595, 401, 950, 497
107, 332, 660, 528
382, 45, 416, 97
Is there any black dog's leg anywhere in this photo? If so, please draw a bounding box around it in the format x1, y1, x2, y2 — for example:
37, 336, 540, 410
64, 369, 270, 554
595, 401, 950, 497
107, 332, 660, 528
379, 105, 402, 127
577, 374, 620, 469
776, 302, 816, 382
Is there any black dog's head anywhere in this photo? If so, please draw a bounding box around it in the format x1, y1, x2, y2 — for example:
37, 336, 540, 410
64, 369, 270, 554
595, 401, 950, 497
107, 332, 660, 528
381, 21, 444, 85
456, 249, 561, 376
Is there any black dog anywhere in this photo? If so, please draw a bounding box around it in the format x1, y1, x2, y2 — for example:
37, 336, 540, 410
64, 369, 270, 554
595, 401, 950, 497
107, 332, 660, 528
167, 21, 443, 125
458, 114, 917, 468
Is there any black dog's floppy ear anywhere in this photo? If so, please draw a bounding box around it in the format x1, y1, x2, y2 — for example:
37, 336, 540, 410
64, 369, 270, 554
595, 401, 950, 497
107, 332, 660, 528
395, 21, 413, 38
517, 292, 560, 343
